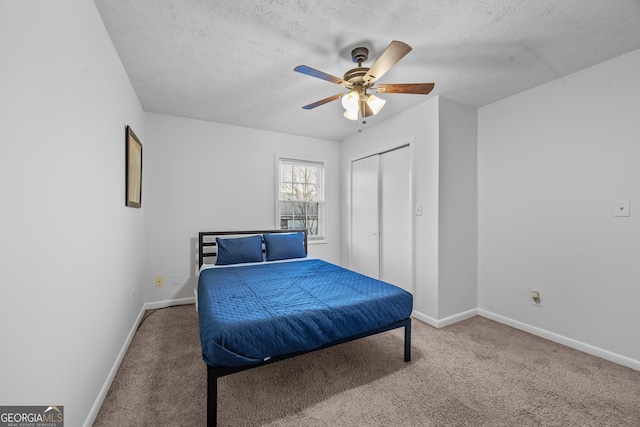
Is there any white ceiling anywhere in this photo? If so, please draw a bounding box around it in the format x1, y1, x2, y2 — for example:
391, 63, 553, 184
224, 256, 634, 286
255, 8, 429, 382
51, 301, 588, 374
94, 0, 640, 141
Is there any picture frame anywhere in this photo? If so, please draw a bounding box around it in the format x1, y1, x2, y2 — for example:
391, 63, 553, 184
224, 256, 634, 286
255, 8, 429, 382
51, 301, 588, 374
125, 126, 142, 208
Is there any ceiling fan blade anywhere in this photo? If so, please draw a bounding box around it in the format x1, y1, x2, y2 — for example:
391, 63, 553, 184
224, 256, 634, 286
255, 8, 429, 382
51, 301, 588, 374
376, 83, 435, 94
363, 41, 412, 84
294, 65, 347, 86
301, 94, 343, 110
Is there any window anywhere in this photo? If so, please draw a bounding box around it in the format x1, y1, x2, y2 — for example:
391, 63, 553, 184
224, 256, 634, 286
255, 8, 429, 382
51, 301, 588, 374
277, 158, 324, 240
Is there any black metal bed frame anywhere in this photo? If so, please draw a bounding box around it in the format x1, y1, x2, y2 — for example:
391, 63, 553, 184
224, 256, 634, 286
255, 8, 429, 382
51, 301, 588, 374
197, 230, 412, 427
206, 318, 411, 426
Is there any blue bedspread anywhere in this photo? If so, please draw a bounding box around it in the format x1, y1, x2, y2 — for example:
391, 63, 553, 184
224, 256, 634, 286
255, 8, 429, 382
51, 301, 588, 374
197, 259, 413, 367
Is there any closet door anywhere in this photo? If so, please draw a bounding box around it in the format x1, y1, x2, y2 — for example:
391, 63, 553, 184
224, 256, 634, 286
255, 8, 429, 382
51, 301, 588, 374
351, 155, 380, 279
379, 146, 412, 293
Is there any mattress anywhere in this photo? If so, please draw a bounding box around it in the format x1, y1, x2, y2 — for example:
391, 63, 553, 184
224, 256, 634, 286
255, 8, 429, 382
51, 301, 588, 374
197, 258, 413, 368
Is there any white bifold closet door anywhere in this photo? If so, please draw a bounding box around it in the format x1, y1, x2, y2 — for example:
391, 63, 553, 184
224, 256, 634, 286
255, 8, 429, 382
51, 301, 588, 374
351, 145, 412, 294
351, 154, 380, 280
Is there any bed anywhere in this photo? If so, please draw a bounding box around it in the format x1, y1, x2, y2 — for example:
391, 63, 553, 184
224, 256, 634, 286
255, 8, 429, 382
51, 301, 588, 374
197, 230, 413, 426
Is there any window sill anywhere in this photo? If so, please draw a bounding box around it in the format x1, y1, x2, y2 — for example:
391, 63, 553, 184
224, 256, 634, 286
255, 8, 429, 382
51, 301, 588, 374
308, 238, 328, 245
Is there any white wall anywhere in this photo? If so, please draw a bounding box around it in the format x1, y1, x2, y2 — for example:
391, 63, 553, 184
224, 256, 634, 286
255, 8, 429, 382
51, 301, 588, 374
0, 1, 146, 426
144, 113, 341, 302
478, 48, 640, 365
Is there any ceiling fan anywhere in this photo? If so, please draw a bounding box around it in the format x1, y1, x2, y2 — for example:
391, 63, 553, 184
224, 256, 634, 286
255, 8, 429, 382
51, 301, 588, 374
294, 40, 434, 121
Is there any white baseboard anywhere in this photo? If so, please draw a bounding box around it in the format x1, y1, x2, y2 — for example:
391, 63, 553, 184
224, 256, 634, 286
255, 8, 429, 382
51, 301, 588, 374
83, 296, 197, 427
478, 309, 640, 372
413, 307, 639, 371
145, 296, 195, 310
83, 304, 146, 427
412, 308, 478, 328
411, 310, 438, 327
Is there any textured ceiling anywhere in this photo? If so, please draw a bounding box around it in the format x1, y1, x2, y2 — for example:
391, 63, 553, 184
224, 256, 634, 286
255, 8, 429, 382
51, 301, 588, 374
94, 0, 640, 141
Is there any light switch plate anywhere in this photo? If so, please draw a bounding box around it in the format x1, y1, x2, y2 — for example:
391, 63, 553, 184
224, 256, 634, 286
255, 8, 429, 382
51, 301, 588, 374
614, 200, 630, 217
415, 203, 423, 216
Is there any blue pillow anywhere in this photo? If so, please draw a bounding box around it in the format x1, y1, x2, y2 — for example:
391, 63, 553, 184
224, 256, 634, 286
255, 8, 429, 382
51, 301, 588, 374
215, 235, 264, 265
264, 232, 307, 261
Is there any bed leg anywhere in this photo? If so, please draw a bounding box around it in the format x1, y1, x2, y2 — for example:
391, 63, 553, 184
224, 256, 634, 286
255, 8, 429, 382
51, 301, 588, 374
207, 368, 217, 427
404, 318, 411, 362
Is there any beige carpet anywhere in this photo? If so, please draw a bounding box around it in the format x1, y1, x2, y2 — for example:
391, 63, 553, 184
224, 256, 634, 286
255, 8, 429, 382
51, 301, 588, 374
94, 305, 640, 426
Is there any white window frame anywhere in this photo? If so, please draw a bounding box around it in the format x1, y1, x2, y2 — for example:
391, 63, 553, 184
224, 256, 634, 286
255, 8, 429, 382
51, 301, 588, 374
275, 156, 325, 242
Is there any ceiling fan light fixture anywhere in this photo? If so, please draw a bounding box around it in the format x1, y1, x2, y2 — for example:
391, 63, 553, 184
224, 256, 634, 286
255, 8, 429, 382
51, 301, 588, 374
366, 94, 386, 115
343, 109, 358, 121
341, 91, 359, 111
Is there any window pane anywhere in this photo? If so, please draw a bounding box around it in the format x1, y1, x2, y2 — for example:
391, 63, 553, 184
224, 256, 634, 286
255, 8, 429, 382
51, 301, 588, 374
307, 168, 317, 185
292, 183, 304, 199
280, 202, 293, 215
307, 202, 318, 215
306, 184, 317, 200
292, 165, 306, 182
291, 202, 305, 219
280, 183, 291, 200
281, 163, 292, 182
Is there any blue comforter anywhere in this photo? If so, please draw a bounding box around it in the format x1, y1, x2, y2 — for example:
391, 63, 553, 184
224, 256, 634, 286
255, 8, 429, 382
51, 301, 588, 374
197, 259, 413, 367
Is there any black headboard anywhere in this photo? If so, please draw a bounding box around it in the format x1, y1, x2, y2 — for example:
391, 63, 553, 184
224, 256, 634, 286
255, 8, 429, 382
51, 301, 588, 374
198, 229, 308, 268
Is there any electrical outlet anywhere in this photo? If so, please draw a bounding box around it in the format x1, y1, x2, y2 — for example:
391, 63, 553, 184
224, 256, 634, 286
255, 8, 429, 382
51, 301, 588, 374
172, 273, 181, 286
155, 276, 164, 287
531, 290, 541, 306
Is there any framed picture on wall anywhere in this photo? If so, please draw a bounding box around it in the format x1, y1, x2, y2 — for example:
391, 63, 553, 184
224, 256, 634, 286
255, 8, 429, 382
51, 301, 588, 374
125, 125, 142, 208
